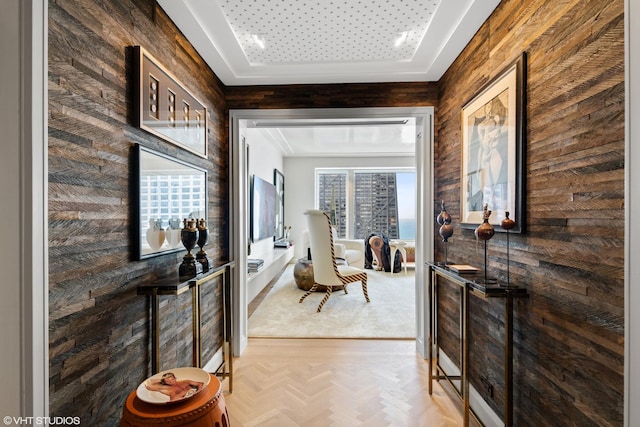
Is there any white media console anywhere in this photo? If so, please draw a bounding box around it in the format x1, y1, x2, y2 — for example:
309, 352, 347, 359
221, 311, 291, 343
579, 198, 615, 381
246, 245, 295, 304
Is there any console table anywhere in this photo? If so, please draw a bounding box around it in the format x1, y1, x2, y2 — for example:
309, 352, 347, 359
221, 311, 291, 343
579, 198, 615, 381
138, 261, 235, 391
425, 261, 528, 427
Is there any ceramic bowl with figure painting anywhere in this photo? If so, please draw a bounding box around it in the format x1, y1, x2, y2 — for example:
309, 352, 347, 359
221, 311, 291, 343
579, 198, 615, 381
136, 367, 210, 404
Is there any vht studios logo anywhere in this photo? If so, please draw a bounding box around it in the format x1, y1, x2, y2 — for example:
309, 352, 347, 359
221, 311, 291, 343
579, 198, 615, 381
3, 417, 81, 426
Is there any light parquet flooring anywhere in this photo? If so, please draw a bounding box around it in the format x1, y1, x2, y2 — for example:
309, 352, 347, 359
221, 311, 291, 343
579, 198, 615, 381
221, 338, 465, 427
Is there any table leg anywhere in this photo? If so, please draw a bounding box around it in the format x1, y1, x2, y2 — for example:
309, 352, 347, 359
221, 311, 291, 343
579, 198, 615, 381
463, 284, 470, 427
225, 265, 234, 393
152, 289, 160, 374
390, 246, 396, 274
428, 265, 434, 394
192, 284, 201, 368
505, 292, 514, 427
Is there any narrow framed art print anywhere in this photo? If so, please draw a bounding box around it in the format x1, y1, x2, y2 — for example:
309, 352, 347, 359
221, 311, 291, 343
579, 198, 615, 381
274, 169, 285, 241
133, 46, 208, 158
461, 52, 526, 233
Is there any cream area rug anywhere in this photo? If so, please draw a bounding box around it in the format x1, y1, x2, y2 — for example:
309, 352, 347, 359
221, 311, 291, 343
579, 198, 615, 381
248, 264, 416, 338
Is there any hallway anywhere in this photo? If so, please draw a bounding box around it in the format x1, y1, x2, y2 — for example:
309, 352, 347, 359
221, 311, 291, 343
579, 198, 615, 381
223, 338, 465, 427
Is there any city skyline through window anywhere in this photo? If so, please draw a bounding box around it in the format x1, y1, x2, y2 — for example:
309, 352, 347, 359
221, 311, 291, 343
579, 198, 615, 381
317, 168, 416, 241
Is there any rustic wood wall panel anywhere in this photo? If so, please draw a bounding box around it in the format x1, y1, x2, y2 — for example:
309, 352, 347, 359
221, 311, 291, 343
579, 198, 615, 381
226, 82, 438, 110
47, 0, 228, 424
435, 0, 624, 425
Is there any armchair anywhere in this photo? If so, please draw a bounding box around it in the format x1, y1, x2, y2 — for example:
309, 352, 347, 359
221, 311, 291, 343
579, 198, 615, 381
301, 230, 365, 269
299, 210, 370, 312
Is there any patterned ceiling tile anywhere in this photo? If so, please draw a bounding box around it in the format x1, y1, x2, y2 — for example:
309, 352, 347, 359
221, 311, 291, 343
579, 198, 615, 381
218, 0, 442, 64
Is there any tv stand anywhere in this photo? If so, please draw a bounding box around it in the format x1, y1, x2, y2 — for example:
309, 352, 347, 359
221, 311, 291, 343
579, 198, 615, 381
247, 245, 294, 303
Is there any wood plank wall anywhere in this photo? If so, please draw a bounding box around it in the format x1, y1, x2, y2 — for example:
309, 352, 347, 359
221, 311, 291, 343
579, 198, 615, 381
436, 0, 624, 425
47, 0, 228, 423
225, 82, 438, 110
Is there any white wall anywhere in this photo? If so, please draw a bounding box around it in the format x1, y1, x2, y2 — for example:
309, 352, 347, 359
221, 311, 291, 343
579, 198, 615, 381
284, 156, 415, 259
0, 0, 23, 416
245, 129, 285, 260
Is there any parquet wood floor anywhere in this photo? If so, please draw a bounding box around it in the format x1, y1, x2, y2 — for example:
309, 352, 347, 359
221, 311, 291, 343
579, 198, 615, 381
221, 338, 466, 427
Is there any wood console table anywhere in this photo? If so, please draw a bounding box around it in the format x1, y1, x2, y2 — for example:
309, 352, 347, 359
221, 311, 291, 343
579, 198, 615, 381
425, 261, 528, 427
138, 261, 235, 391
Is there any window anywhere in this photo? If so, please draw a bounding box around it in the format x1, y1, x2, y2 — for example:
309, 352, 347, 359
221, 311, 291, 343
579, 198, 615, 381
317, 168, 416, 240
317, 173, 347, 237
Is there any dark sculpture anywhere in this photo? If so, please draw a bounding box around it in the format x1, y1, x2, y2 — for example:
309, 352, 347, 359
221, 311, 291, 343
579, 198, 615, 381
364, 232, 402, 273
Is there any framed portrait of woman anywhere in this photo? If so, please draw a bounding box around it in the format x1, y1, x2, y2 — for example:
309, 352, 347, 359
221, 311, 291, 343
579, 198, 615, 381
461, 52, 526, 233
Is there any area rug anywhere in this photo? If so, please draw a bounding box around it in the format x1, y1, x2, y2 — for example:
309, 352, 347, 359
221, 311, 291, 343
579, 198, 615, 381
248, 264, 416, 338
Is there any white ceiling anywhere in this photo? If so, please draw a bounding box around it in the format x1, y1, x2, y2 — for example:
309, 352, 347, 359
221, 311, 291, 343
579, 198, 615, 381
244, 116, 418, 157
157, 0, 500, 156
158, 0, 500, 86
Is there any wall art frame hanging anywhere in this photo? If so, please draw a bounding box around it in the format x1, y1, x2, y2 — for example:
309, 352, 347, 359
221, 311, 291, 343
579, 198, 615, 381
133, 46, 208, 158
132, 144, 208, 260
274, 169, 285, 241
460, 52, 526, 233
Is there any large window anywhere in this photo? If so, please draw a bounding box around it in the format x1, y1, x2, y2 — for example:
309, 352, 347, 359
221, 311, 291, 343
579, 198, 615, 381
317, 168, 416, 240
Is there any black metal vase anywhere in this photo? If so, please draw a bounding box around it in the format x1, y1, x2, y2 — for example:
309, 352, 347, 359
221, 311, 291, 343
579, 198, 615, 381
179, 218, 202, 281
195, 218, 213, 273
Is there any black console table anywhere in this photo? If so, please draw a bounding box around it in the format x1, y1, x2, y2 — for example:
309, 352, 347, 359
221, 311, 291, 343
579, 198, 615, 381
425, 261, 528, 427
138, 261, 235, 391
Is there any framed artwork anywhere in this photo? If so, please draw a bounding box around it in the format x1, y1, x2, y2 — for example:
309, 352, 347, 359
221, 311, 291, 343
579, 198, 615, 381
274, 169, 285, 241
133, 46, 208, 158
461, 52, 526, 233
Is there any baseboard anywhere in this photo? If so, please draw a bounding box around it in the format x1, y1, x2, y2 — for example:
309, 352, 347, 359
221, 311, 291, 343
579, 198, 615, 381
202, 347, 223, 374
437, 350, 504, 427
415, 335, 427, 359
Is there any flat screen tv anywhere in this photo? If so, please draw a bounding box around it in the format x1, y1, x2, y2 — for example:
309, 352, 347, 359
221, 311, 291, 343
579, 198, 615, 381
251, 175, 277, 242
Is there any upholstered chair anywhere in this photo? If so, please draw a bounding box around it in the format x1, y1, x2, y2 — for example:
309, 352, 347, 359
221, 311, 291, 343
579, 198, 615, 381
301, 229, 365, 268
299, 210, 369, 312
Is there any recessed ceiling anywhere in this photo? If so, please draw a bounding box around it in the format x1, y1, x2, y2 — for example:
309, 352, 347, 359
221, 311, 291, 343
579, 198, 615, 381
219, 0, 439, 64
244, 117, 418, 157
158, 0, 501, 86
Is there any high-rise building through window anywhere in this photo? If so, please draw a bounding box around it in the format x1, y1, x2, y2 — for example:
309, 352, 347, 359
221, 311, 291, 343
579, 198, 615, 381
354, 172, 399, 239
318, 173, 347, 237
317, 169, 415, 240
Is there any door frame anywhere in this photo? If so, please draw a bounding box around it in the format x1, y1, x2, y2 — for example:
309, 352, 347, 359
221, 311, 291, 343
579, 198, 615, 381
1, 0, 49, 418
229, 107, 434, 357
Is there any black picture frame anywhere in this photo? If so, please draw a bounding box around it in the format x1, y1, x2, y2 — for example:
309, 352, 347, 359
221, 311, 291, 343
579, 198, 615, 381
133, 46, 208, 158
274, 169, 285, 241
133, 144, 207, 260
460, 52, 526, 233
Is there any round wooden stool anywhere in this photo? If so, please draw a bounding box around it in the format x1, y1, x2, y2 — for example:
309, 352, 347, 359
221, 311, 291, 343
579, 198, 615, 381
293, 257, 346, 291
120, 374, 229, 427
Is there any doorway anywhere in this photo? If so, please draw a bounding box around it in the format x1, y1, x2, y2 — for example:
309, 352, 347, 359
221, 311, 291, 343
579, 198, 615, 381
229, 107, 434, 357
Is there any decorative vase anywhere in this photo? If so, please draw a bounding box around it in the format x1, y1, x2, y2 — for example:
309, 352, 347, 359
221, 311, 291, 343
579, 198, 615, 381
436, 200, 451, 226
195, 218, 213, 273
474, 204, 495, 241
475, 204, 494, 284
165, 218, 182, 248
436, 201, 453, 265
146, 219, 165, 252
501, 211, 516, 287
179, 218, 202, 281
